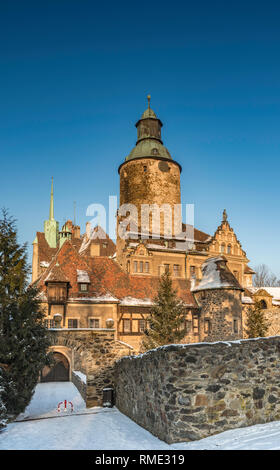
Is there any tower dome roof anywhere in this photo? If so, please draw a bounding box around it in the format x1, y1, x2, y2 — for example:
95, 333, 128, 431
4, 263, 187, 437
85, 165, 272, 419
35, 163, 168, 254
124, 95, 175, 164
126, 138, 172, 161
141, 106, 157, 119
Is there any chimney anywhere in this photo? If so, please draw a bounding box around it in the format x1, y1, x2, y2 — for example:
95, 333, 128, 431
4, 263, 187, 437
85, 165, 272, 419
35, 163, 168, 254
86, 222, 91, 240
73, 225, 80, 239
90, 242, 101, 257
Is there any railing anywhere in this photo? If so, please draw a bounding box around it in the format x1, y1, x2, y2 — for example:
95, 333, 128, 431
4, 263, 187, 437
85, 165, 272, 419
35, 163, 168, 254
47, 296, 67, 303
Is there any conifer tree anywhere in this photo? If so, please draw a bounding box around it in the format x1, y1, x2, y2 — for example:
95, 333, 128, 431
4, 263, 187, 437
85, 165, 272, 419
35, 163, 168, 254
141, 270, 187, 351
245, 300, 269, 338
0, 209, 50, 417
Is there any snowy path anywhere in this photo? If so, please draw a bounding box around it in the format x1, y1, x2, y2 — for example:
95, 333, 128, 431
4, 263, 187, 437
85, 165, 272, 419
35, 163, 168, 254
1, 382, 280, 450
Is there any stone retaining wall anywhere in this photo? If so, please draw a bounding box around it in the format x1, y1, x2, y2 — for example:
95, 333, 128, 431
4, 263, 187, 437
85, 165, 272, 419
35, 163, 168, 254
48, 329, 133, 406
114, 336, 280, 443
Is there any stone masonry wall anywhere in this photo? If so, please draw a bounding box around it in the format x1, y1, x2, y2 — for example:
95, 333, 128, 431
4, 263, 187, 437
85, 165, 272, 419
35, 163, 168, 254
114, 336, 280, 444
48, 329, 133, 407
194, 288, 243, 342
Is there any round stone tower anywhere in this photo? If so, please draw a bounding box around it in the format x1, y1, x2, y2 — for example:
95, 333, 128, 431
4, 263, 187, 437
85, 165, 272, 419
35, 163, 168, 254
118, 96, 182, 239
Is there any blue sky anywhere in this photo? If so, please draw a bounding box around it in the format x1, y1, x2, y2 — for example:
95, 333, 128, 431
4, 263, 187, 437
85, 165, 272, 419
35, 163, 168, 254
0, 1, 279, 276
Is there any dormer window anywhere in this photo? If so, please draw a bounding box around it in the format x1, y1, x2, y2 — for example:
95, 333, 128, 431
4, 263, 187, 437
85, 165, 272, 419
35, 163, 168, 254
79, 283, 88, 292
77, 270, 90, 293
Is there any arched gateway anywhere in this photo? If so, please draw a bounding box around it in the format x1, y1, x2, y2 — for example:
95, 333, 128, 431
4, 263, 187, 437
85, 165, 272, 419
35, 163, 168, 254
41, 352, 70, 382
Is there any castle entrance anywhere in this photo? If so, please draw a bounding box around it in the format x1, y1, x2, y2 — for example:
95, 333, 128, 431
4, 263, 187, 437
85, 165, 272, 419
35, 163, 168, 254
41, 352, 69, 382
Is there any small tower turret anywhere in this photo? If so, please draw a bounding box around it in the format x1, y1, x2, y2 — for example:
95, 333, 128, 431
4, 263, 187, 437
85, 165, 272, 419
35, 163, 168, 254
59, 222, 72, 248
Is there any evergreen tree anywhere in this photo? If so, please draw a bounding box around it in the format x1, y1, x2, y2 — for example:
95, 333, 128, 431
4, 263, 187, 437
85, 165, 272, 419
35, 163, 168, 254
245, 300, 269, 338
0, 209, 50, 417
141, 270, 187, 351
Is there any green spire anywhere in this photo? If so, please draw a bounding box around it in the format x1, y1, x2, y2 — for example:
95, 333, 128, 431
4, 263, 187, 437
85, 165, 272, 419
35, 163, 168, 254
44, 177, 59, 248
49, 176, 54, 220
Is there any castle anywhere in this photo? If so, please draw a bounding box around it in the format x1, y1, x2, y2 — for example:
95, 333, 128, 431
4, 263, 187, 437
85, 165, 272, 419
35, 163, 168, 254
31, 98, 280, 392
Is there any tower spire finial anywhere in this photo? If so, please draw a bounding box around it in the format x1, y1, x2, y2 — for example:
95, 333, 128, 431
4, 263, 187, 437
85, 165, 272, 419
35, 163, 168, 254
49, 176, 54, 220
147, 94, 151, 109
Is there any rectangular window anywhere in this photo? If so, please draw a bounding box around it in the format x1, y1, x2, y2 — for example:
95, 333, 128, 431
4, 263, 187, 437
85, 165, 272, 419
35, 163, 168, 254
123, 319, 131, 333
184, 320, 192, 333
133, 261, 138, 273
80, 283, 88, 292
164, 264, 170, 273
145, 262, 149, 273
204, 319, 211, 334
89, 318, 100, 328
192, 314, 199, 335
233, 319, 238, 333
173, 264, 181, 277
68, 319, 78, 328
190, 265, 196, 277
139, 261, 143, 273
139, 319, 146, 333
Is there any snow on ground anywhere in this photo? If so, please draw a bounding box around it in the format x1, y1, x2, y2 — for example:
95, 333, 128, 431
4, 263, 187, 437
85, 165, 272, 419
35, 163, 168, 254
16, 382, 87, 420
1, 382, 280, 450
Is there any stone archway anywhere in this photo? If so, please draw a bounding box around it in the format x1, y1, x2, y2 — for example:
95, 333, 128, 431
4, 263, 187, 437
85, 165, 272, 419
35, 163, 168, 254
41, 351, 70, 382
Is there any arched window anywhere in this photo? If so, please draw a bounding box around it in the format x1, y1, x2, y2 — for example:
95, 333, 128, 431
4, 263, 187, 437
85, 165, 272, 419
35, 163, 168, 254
259, 299, 267, 309
227, 244, 232, 254
220, 243, 225, 253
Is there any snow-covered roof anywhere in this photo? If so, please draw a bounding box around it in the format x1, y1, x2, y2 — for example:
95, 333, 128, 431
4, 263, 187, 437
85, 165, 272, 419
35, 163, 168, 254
256, 287, 280, 301
69, 293, 119, 303
77, 270, 90, 283
40, 261, 50, 268
192, 256, 242, 292
242, 295, 254, 304
120, 297, 153, 306
248, 287, 280, 306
